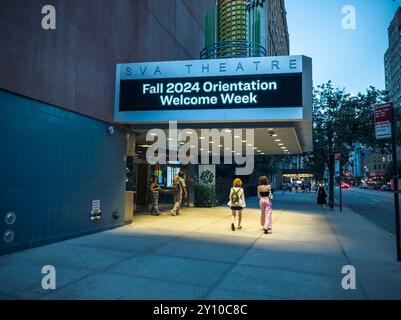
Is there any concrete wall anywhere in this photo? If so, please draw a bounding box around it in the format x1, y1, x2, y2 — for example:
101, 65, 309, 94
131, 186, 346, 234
0, 0, 214, 123
0, 0, 214, 254
0, 90, 127, 255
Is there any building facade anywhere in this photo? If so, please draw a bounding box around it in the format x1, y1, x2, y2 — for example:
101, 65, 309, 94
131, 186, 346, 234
0, 0, 306, 256
385, 7, 401, 108
0, 0, 214, 255
202, 0, 289, 58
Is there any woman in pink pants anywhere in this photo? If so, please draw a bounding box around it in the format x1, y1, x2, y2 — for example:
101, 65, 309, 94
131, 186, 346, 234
258, 176, 273, 234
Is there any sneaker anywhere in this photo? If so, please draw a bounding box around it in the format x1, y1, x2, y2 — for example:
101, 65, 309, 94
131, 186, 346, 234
231, 223, 235, 231
267, 229, 272, 234
263, 229, 268, 234
237, 226, 242, 230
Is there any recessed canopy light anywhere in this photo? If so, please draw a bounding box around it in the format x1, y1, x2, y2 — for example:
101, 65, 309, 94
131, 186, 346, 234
186, 131, 193, 135
225, 147, 230, 150
278, 143, 284, 146
253, 147, 258, 150
225, 129, 232, 133
234, 135, 240, 138
281, 147, 286, 149
272, 134, 278, 137
267, 128, 274, 131
257, 150, 262, 153
219, 144, 223, 147
247, 144, 253, 147
242, 140, 247, 143
210, 141, 214, 144
261, 153, 265, 155
150, 133, 157, 136
275, 139, 281, 142
190, 145, 195, 148
199, 148, 204, 151
199, 137, 205, 140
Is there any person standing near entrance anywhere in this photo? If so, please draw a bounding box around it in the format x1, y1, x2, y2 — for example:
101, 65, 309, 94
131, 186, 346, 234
149, 176, 161, 216
171, 171, 187, 216
227, 178, 246, 231
258, 176, 273, 234
317, 181, 327, 209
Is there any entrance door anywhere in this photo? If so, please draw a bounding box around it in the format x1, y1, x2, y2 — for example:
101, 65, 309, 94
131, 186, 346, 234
136, 163, 149, 212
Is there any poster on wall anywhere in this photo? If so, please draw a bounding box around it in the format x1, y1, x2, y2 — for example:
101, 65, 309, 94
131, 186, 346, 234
198, 165, 216, 185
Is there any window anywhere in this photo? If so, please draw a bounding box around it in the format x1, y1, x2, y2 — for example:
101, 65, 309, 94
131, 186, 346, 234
167, 167, 180, 187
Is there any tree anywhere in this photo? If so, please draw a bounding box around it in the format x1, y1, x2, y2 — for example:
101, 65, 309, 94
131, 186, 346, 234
385, 160, 401, 181
307, 82, 388, 208
311, 82, 353, 207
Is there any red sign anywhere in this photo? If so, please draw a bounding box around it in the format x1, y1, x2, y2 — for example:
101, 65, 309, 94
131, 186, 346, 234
375, 103, 393, 140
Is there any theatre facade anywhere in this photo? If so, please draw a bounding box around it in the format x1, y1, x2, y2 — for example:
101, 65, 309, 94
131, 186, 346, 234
116, 54, 312, 213
0, 0, 312, 255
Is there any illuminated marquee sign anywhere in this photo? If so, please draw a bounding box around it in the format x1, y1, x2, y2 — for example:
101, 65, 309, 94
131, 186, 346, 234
119, 73, 302, 111
114, 55, 312, 123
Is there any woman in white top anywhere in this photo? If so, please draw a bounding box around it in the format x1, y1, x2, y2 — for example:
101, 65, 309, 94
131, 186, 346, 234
227, 178, 246, 231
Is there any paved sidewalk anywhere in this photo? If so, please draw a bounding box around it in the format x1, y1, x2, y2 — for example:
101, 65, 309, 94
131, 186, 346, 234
1, 192, 400, 300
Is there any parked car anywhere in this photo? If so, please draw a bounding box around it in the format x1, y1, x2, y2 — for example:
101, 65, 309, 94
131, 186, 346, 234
380, 184, 391, 191
341, 182, 350, 189
360, 183, 368, 189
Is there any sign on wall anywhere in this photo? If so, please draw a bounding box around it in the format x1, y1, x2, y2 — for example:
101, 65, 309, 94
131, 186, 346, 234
198, 165, 216, 186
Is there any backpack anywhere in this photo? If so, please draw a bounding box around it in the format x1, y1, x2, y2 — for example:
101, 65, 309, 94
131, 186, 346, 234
231, 188, 241, 205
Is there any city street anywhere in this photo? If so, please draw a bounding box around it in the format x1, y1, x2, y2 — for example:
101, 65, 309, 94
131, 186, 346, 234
335, 187, 396, 236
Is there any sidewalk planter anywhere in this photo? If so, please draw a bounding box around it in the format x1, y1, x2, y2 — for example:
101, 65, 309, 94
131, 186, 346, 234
194, 183, 219, 207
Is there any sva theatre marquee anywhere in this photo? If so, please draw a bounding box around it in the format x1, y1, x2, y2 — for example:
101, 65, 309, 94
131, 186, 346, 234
114, 55, 312, 124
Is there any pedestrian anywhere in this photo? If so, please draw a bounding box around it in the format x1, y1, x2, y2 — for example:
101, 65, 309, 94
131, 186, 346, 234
227, 178, 246, 231
317, 181, 327, 209
149, 176, 161, 216
258, 176, 273, 234
170, 171, 187, 216
280, 183, 286, 195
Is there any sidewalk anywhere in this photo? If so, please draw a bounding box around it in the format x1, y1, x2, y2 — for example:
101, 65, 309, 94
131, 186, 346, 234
1, 192, 400, 300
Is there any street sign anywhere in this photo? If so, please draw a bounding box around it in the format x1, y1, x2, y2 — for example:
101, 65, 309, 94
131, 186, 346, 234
375, 103, 393, 140
334, 153, 341, 177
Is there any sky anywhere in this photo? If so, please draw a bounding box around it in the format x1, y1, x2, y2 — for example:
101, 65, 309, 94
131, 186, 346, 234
285, 0, 400, 95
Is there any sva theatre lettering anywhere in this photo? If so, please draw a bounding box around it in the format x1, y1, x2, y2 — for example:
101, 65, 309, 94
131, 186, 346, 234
123, 58, 298, 77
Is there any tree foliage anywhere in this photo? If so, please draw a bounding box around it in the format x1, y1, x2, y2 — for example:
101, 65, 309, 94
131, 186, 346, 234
305, 81, 388, 206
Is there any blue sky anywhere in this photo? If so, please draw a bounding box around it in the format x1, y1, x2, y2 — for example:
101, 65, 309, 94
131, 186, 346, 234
286, 0, 400, 94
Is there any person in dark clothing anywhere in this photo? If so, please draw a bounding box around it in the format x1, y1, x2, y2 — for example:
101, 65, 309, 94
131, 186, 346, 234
149, 176, 161, 215
317, 181, 327, 208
